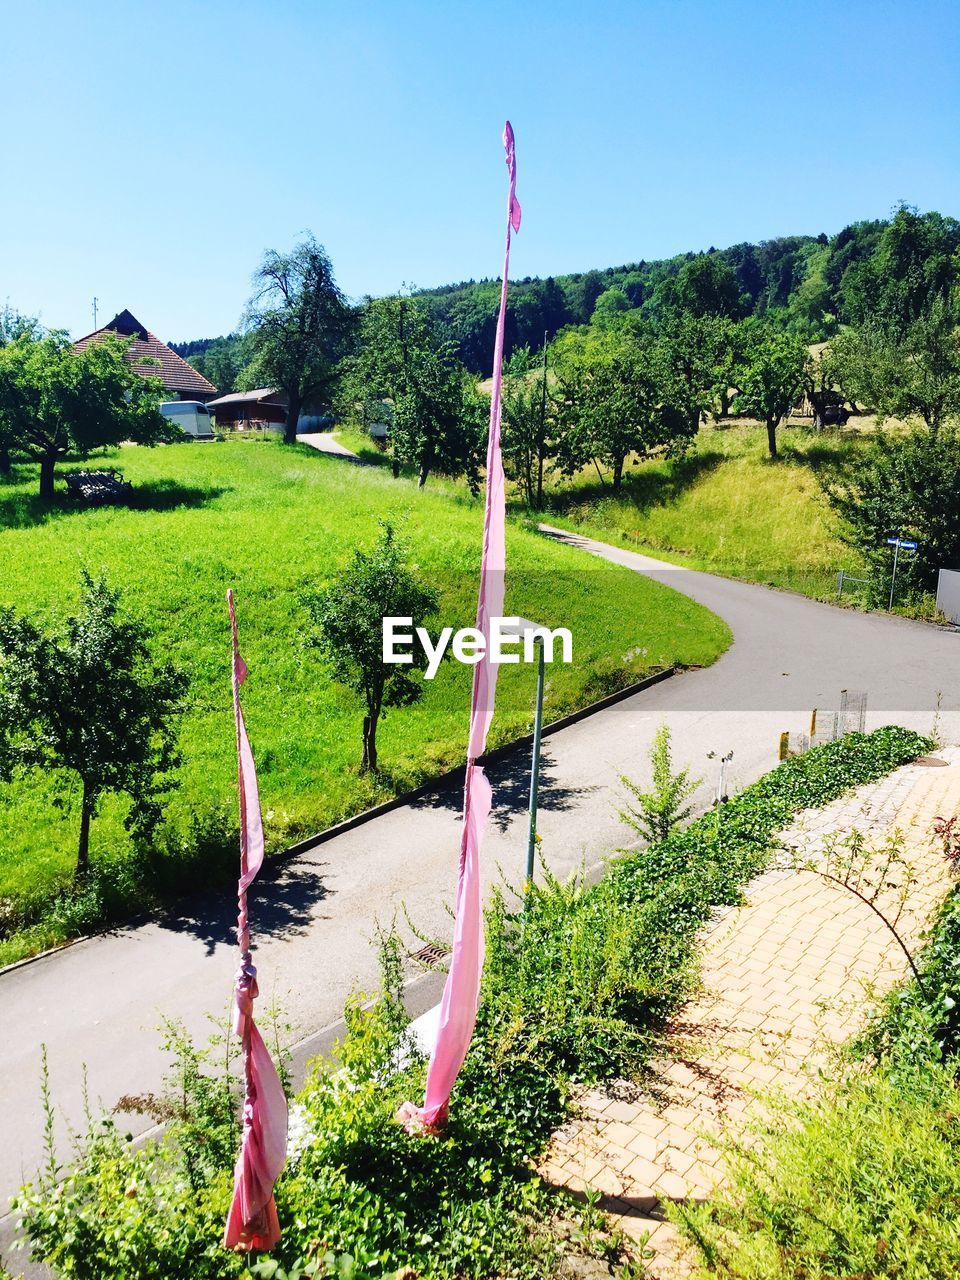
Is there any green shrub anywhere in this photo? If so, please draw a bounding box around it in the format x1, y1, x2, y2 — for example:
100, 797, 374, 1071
620, 723, 700, 845
858, 884, 960, 1070
14, 1035, 241, 1280
674, 1057, 960, 1278
607, 725, 931, 912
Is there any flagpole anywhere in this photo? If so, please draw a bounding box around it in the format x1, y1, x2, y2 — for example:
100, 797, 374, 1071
397, 122, 520, 1132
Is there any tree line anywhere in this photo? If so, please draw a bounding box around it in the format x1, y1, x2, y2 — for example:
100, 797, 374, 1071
3, 204, 960, 512
175, 204, 960, 385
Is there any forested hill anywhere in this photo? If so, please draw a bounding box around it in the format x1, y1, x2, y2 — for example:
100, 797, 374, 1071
172, 206, 960, 383
413, 207, 960, 372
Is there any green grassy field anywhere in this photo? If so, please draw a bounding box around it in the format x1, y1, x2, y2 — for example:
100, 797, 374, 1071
0, 438, 729, 962
538, 421, 870, 599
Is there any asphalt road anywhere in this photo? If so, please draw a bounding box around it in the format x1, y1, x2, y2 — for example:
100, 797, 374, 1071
2, 529, 958, 1247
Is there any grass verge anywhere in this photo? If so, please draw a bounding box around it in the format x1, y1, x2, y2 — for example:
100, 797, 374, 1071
539, 421, 869, 599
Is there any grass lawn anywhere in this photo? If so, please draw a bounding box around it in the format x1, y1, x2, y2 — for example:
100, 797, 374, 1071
539, 420, 871, 599
0, 437, 730, 962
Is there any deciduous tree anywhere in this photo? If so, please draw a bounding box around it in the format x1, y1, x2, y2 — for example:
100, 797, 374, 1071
0, 306, 40, 475
0, 332, 169, 499
829, 297, 960, 436
243, 235, 352, 445
733, 331, 809, 459
823, 425, 960, 600
342, 296, 484, 488
555, 330, 696, 491
304, 523, 440, 772
0, 572, 187, 877
501, 345, 555, 509
654, 254, 747, 320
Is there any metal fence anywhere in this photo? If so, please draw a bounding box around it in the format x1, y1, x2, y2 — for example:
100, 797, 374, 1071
836, 569, 872, 601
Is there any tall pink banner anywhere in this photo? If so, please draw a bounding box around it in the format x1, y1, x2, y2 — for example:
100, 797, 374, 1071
224, 591, 288, 1251
398, 122, 520, 1131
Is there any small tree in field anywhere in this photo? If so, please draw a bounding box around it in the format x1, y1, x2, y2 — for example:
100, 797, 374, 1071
304, 523, 439, 772
734, 331, 809, 459
341, 295, 484, 488
555, 330, 696, 491
501, 345, 555, 509
0, 572, 187, 877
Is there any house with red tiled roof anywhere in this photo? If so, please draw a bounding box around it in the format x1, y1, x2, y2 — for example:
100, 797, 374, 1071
73, 309, 218, 402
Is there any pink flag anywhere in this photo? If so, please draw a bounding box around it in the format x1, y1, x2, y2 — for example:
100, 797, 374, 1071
224, 591, 288, 1251
398, 122, 520, 1132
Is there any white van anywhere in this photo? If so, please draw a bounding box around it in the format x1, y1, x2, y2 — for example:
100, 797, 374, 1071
159, 400, 216, 440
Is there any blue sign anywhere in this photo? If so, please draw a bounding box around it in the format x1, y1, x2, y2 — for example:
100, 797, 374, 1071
886, 537, 918, 550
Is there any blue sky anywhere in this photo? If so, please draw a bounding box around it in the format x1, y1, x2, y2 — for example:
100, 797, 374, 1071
2, 0, 958, 342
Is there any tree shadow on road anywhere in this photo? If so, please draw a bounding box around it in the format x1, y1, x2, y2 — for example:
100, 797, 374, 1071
410, 747, 598, 834
152, 854, 331, 956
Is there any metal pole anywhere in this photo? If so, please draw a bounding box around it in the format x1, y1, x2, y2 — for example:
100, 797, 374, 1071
526, 637, 545, 888
888, 538, 900, 611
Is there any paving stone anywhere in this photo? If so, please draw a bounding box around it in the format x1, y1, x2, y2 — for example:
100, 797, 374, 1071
539, 752, 960, 1278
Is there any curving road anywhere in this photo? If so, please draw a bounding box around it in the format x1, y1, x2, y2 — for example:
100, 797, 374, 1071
2, 529, 959, 1244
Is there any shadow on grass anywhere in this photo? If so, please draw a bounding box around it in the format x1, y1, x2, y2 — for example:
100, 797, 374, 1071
410, 747, 597, 834
787, 438, 865, 472
543, 450, 725, 518
0, 472, 230, 529
154, 853, 330, 956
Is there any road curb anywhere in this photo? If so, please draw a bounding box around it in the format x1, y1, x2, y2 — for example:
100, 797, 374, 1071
279, 664, 677, 861
0, 666, 678, 979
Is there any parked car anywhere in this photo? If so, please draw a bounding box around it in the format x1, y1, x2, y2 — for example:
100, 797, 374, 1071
159, 400, 216, 440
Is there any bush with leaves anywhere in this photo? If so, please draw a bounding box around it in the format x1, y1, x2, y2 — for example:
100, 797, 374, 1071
823, 423, 960, 601
620, 723, 700, 845
674, 1054, 960, 1279
14, 1032, 242, 1280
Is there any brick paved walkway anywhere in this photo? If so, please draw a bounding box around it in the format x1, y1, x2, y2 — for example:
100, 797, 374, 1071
539, 748, 960, 1277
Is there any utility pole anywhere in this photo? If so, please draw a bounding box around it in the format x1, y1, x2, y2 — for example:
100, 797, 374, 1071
537, 328, 548, 509
92, 297, 99, 330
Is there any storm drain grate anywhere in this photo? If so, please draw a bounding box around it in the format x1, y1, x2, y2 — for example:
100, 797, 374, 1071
410, 943, 450, 969
916, 756, 948, 768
